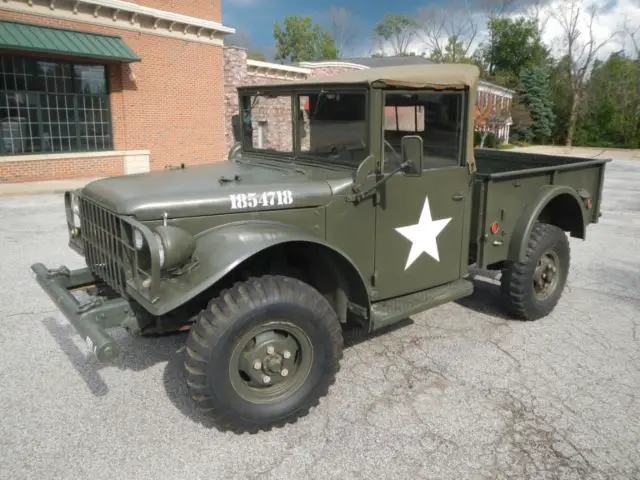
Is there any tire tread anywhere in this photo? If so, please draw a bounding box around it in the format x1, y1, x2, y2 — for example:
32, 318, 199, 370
183, 274, 343, 434
500, 222, 570, 321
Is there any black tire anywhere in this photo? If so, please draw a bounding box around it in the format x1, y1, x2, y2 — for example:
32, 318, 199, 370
500, 222, 570, 321
183, 274, 343, 433
341, 321, 370, 347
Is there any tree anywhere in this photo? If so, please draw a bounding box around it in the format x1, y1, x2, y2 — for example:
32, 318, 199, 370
622, 19, 640, 145
417, 2, 478, 63
517, 66, 555, 143
429, 36, 477, 64
479, 16, 549, 85
328, 6, 359, 58
575, 53, 640, 147
548, 55, 574, 144
273, 16, 338, 63
372, 14, 420, 56
550, 0, 619, 146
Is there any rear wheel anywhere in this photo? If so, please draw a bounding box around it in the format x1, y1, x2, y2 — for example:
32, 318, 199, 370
184, 274, 343, 433
500, 222, 570, 320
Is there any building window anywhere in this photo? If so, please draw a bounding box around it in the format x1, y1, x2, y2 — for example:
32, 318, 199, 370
0, 55, 112, 155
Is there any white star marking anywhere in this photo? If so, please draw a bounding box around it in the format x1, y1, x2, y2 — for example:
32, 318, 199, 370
395, 196, 453, 270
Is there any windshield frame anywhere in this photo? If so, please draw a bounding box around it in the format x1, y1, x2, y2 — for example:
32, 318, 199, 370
236, 83, 371, 170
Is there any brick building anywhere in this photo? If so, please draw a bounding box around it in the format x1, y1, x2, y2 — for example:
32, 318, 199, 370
0, 0, 234, 183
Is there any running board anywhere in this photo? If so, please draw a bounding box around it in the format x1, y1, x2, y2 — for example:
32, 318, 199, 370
370, 279, 474, 332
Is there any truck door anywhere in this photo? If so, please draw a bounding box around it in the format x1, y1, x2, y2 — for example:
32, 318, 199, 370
373, 90, 470, 300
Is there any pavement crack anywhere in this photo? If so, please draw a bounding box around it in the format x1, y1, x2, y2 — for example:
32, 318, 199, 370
7, 309, 57, 318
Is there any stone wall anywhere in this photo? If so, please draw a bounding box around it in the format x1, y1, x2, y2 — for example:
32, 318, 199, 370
223, 46, 247, 151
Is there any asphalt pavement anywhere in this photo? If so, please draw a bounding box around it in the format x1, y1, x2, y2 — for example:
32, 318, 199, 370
1, 154, 639, 480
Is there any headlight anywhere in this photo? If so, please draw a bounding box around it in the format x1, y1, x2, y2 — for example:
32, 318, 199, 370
70, 194, 81, 228
154, 232, 166, 267
153, 225, 195, 270
133, 229, 144, 250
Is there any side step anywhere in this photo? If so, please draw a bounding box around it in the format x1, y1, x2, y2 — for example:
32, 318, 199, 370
370, 278, 474, 332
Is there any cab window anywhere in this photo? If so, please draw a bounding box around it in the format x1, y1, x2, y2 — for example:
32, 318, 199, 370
383, 91, 464, 172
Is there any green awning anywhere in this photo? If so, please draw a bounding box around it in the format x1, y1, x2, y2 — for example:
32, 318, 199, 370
0, 20, 140, 62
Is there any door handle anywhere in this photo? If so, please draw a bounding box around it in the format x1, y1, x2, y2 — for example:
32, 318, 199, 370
452, 193, 466, 201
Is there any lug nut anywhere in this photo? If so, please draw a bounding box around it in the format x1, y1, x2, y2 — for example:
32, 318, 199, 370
262, 375, 271, 384
266, 346, 275, 355
253, 360, 262, 370
283, 350, 291, 359
281, 368, 289, 377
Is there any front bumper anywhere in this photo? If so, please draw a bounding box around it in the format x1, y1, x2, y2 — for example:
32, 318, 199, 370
31, 263, 133, 362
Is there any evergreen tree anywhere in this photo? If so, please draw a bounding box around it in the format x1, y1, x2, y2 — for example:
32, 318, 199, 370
518, 66, 555, 143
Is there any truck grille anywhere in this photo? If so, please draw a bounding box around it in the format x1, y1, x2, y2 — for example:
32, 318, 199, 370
79, 197, 132, 297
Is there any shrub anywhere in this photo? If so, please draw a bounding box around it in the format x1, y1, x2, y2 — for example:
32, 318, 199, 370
484, 132, 498, 148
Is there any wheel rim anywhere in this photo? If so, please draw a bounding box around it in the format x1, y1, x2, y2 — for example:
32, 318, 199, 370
533, 249, 560, 300
228, 320, 314, 404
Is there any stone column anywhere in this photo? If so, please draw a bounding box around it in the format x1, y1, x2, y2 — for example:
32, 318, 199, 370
224, 46, 248, 151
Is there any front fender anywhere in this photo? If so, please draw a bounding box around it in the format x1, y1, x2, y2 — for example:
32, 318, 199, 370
507, 185, 587, 264
143, 220, 369, 317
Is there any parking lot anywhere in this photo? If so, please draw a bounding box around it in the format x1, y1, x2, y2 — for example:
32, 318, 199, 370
1, 150, 639, 480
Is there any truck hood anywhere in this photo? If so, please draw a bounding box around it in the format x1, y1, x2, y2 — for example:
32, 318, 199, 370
80, 160, 344, 221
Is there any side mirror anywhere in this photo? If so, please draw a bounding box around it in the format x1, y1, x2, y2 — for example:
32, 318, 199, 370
401, 135, 423, 176
231, 114, 242, 142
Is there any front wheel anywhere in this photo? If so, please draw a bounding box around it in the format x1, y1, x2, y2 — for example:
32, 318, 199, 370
500, 222, 570, 321
184, 274, 343, 433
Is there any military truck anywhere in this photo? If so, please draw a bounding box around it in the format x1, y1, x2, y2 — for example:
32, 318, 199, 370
31, 64, 610, 433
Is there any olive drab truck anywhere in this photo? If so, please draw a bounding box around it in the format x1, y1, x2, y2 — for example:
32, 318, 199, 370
32, 64, 610, 433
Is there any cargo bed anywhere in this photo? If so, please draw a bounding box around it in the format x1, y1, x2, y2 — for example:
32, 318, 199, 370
474, 148, 609, 178
469, 148, 611, 268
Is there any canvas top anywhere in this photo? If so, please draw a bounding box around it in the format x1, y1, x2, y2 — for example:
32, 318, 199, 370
240, 63, 480, 90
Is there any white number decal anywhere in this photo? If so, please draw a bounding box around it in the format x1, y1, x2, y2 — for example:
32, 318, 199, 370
229, 190, 294, 210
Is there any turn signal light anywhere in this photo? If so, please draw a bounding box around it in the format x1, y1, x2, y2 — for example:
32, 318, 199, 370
585, 198, 593, 209
490, 222, 500, 234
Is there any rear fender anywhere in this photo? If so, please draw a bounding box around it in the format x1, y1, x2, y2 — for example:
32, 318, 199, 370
507, 185, 587, 264
145, 220, 371, 317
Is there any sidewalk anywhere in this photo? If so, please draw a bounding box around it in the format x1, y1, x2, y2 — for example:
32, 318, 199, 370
0, 177, 101, 197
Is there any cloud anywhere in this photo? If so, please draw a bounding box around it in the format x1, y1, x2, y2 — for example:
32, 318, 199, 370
537, 0, 638, 59
368, 0, 638, 61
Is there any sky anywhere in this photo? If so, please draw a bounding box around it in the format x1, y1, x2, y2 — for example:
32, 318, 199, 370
221, 0, 640, 62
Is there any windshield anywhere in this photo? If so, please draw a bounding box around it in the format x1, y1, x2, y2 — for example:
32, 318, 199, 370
239, 89, 368, 168
297, 90, 368, 166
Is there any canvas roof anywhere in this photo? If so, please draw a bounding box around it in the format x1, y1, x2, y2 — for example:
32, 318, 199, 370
239, 63, 480, 91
